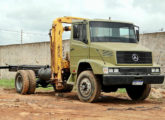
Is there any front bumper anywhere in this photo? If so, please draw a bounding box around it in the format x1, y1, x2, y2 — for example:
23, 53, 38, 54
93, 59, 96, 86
103, 75, 164, 86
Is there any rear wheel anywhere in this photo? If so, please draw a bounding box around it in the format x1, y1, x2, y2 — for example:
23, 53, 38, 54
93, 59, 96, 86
27, 70, 36, 94
126, 84, 151, 101
15, 70, 29, 94
77, 70, 101, 103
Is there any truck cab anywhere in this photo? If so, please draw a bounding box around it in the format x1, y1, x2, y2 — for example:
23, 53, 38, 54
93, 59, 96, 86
69, 19, 164, 102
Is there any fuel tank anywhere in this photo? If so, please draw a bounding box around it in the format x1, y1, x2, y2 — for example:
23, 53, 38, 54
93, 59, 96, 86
38, 68, 51, 81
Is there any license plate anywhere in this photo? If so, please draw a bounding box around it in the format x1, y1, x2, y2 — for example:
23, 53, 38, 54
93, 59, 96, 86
132, 81, 143, 86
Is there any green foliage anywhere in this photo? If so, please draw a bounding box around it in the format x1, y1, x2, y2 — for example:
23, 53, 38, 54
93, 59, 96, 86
117, 88, 126, 93
0, 79, 53, 91
37, 86, 53, 91
0, 79, 126, 93
0, 79, 15, 88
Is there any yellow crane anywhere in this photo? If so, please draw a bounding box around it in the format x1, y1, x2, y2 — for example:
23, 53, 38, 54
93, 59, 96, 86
50, 16, 85, 90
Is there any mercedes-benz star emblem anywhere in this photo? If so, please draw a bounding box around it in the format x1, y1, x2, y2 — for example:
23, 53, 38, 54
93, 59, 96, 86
132, 54, 139, 62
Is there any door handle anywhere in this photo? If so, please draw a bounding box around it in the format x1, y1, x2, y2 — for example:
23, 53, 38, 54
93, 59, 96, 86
83, 46, 87, 48
71, 48, 75, 51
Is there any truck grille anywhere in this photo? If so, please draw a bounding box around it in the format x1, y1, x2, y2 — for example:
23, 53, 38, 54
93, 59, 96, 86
117, 51, 152, 64
119, 67, 151, 75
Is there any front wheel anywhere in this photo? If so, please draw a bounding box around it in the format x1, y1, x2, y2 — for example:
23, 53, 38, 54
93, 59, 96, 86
77, 70, 101, 103
126, 84, 151, 101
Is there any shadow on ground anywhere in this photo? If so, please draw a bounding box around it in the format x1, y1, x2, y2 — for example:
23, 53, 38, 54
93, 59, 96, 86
3, 88, 163, 105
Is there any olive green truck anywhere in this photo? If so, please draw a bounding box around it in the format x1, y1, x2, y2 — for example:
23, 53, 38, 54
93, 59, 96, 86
0, 17, 164, 103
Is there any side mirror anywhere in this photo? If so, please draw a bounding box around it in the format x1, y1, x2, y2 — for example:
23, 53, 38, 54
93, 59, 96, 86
136, 30, 139, 42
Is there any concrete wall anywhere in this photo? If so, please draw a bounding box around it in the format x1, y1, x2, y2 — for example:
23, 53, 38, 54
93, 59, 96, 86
0, 40, 69, 79
140, 32, 165, 75
0, 33, 165, 88
140, 32, 165, 88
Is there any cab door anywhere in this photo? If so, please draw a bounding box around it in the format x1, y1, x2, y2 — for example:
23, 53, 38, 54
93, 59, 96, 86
70, 23, 89, 73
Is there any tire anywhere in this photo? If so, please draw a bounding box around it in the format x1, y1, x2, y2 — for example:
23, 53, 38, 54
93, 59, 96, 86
126, 84, 151, 101
53, 84, 73, 93
27, 70, 36, 94
77, 70, 101, 103
15, 70, 29, 94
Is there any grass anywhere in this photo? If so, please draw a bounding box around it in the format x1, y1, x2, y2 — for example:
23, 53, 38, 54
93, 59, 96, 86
0, 79, 126, 93
37, 86, 54, 91
117, 88, 126, 93
0, 79, 15, 88
0, 79, 53, 91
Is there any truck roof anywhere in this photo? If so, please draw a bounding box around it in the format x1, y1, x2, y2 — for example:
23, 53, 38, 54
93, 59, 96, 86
72, 18, 134, 25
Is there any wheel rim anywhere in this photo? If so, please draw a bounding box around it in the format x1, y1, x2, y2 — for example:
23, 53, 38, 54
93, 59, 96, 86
79, 77, 92, 97
16, 75, 23, 91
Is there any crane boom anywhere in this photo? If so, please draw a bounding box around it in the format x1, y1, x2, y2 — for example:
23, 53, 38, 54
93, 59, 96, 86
50, 16, 85, 89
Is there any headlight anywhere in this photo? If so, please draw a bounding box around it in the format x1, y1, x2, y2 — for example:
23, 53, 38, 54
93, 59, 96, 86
156, 68, 160, 72
152, 68, 156, 73
114, 68, 119, 73
109, 69, 113, 73
103, 68, 119, 74
152, 68, 160, 73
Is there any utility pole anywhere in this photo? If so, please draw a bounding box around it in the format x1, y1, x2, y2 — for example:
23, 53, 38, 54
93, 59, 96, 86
21, 29, 23, 44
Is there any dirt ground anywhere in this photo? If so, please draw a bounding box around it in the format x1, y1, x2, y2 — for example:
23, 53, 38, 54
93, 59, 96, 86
0, 88, 165, 120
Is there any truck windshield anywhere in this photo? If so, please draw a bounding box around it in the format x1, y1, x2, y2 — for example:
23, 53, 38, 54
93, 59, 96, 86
90, 21, 137, 43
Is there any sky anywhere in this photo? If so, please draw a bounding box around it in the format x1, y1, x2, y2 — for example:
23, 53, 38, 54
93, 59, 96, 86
0, 0, 165, 45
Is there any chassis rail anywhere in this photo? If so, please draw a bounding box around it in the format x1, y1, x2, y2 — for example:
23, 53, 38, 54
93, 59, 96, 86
0, 65, 49, 72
